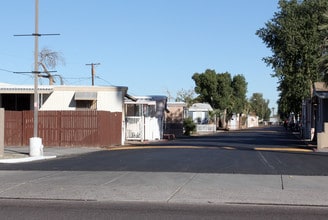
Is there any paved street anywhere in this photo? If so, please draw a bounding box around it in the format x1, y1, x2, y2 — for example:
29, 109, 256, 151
0, 126, 328, 219
1, 199, 328, 220
1, 126, 327, 175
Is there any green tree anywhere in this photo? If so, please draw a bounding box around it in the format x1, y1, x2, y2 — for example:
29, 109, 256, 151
319, 10, 328, 83
192, 69, 248, 127
256, 0, 328, 116
249, 93, 271, 121
216, 72, 233, 128
192, 69, 219, 109
231, 74, 248, 114
216, 72, 233, 111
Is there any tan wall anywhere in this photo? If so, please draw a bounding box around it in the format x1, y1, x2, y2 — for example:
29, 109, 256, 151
166, 106, 184, 123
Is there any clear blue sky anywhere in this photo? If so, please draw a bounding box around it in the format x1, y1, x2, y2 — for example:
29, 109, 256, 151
0, 0, 279, 111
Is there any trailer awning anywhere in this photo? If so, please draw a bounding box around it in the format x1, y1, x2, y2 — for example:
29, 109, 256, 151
74, 92, 97, 100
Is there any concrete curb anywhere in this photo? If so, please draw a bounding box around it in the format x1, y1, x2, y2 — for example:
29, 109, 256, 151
0, 155, 56, 164
0, 146, 103, 164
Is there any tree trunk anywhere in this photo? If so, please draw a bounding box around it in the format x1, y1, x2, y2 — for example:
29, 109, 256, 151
223, 109, 227, 129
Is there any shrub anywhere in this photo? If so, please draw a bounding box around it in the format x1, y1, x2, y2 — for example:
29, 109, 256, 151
183, 117, 196, 136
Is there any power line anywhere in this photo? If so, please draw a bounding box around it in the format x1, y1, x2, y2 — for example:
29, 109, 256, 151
14, 33, 60, 37
0, 68, 34, 78
95, 75, 114, 86
0, 68, 14, 73
64, 76, 92, 85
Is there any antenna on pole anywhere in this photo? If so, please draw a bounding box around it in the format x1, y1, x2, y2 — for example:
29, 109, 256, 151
86, 63, 100, 86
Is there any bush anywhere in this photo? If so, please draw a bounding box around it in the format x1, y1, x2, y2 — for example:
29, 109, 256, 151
183, 117, 196, 136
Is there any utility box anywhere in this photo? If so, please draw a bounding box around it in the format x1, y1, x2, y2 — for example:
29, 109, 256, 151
317, 123, 328, 151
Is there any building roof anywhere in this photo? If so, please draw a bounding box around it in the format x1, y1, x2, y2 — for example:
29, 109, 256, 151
124, 95, 168, 105
188, 103, 213, 112
134, 95, 167, 101
0, 83, 128, 94
167, 102, 187, 107
53, 85, 128, 92
0, 84, 53, 94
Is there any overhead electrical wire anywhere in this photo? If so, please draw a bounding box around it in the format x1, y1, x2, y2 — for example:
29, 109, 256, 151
0, 68, 14, 73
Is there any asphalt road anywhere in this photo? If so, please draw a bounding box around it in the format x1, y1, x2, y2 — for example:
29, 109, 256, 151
1, 199, 328, 220
1, 126, 328, 175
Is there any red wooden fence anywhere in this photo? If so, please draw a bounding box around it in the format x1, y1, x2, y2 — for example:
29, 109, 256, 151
4, 111, 122, 147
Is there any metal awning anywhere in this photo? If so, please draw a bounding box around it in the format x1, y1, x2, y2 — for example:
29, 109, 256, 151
125, 93, 138, 101
125, 100, 156, 105
314, 82, 328, 99
74, 92, 97, 100
314, 91, 328, 99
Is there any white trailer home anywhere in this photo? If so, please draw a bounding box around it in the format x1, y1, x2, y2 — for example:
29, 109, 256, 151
125, 95, 168, 141
0, 83, 128, 145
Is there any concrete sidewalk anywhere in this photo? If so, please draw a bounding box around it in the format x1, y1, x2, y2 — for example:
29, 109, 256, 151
0, 170, 327, 206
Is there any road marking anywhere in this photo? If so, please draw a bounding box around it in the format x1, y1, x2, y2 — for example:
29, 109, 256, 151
257, 152, 275, 170
254, 147, 313, 153
222, 146, 236, 150
108, 145, 239, 151
107, 145, 313, 153
108, 146, 212, 151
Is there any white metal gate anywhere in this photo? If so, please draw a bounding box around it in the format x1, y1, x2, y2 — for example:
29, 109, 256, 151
125, 116, 143, 140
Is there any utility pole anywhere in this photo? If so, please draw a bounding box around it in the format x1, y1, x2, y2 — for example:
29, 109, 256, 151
14, 0, 59, 156
33, 0, 39, 139
86, 63, 100, 86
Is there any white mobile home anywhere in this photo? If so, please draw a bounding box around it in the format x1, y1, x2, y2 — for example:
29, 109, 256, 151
188, 103, 216, 133
125, 95, 168, 141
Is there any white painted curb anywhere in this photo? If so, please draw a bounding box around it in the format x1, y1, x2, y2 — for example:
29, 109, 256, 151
0, 155, 56, 164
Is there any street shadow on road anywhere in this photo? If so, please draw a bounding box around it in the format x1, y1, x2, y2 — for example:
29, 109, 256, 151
130, 126, 315, 151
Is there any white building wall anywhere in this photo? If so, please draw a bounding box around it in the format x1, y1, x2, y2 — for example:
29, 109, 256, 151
97, 91, 123, 112
247, 115, 259, 128
190, 111, 207, 124
228, 114, 239, 130
40, 90, 124, 112
144, 117, 161, 140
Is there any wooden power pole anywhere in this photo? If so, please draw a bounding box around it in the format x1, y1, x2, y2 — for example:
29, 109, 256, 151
14, 0, 59, 140
86, 63, 100, 86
